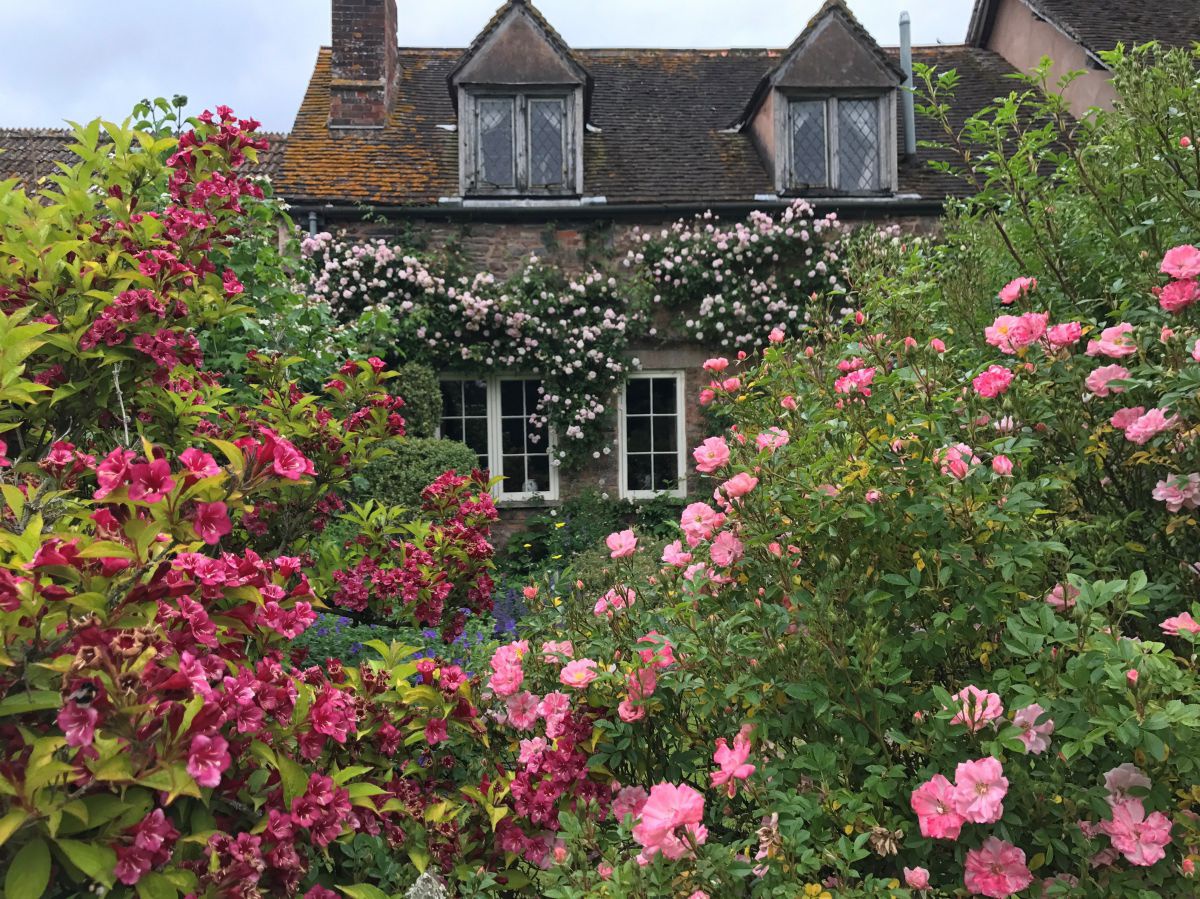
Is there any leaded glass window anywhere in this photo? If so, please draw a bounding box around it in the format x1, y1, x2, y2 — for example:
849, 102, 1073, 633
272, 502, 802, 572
838, 98, 880, 193
477, 98, 516, 188
789, 100, 827, 188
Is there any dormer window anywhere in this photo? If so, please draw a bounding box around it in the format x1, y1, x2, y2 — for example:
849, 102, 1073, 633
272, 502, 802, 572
786, 94, 890, 194
466, 92, 574, 194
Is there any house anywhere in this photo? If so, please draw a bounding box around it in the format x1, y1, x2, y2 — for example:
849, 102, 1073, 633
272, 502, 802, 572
967, 0, 1200, 114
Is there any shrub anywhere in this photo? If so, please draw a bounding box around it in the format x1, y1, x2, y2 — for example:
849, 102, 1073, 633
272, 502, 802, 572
349, 437, 480, 510
394, 361, 442, 438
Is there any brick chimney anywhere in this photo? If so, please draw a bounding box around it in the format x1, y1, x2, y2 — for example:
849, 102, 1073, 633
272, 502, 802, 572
329, 0, 398, 129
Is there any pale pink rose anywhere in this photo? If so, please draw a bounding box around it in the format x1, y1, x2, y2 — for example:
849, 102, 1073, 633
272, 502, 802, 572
950, 685, 1003, 731
953, 757, 1008, 824
768, 327, 785, 343
693, 436, 731, 473
1013, 703, 1054, 754
711, 726, 755, 797
1123, 408, 1178, 445
1162, 244, 1200, 280
540, 640, 573, 663
935, 443, 979, 480
710, 530, 744, 567
903, 866, 931, 890
1110, 406, 1145, 431
1047, 321, 1082, 349
679, 502, 725, 546
1045, 582, 1079, 610
519, 737, 547, 765
661, 540, 693, 568
865, 489, 882, 503
1101, 799, 1173, 867
721, 472, 758, 500
963, 837, 1033, 898
703, 357, 729, 373
755, 427, 790, 452
1104, 763, 1152, 805
781, 395, 798, 410
632, 782, 707, 862
992, 455, 1014, 477
1162, 611, 1200, 636
973, 365, 1014, 399
1085, 364, 1130, 397
606, 529, 638, 559
985, 311, 1048, 354
910, 774, 964, 840
612, 784, 649, 821
998, 276, 1037, 305
1086, 322, 1137, 358
834, 367, 876, 397
559, 659, 599, 689
1193, 341, 1200, 363
618, 699, 646, 722
721, 376, 741, 392
1152, 473, 1200, 512
930, 337, 946, 353
505, 691, 540, 730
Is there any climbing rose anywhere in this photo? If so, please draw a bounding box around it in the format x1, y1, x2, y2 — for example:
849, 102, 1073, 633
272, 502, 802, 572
963, 837, 1034, 898
606, 529, 638, 559
720, 472, 758, 500
910, 774, 964, 840
1161, 244, 1200, 280
953, 757, 1009, 824
709, 530, 744, 567
1047, 321, 1082, 349
1013, 704, 1055, 754
1045, 582, 1079, 610
1086, 322, 1137, 358
950, 685, 1003, 731
631, 782, 707, 863
1162, 611, 1200, 636
711, 727, 755, 797
991, 455, 1013, 477
904, 867, 931, 890
703, 357, 729, 373
973, 365, 1014, 399
755, 427, 790, 452
661, 540, 693, 568
1157, 278, 1200, 313
1122, 408, 1178, 445
187, 733, 231, 788
1085, 364, 1131, 397
1101, 800, 1173, 867
693, 436, 730, 473
1105, 764, 1152, 805
936, 444, 979, 480
1152, 474, 1200, 513
559, 659, 599, 689
998, 276, 1037, 305
505, 692, 540, 730
984, 311, 1048, 354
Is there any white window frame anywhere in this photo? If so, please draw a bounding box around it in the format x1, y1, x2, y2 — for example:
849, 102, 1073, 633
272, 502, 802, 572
618, 371, 688, 501
438, 375, 559, 503
459, 89, 580, 197
779, 92, 896, 195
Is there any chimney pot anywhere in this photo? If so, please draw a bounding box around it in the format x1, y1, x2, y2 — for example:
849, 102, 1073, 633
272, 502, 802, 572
329, 0, 398, 129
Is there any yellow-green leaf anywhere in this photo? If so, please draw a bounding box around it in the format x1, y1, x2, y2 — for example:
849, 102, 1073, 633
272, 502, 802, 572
7, 836, 50, 899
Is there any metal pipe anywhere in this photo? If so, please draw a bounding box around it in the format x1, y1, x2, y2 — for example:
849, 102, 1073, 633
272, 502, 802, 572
900, 11, 917, 158
307, 211, 319, 236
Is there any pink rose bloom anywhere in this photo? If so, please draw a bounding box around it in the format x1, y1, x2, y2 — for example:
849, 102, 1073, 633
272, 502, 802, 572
910, 774, 965, 840
936, 444, 980, 480
768, 327, 785, 343
721, 472, 758, 500
1045, 582, 1079, 610
1101, 800, 1173, 867
1157, 278, 1200, 313
834, 367, 876, 396
703, 357, 729, 373
1085, 364, 1131, 397
560, 659, 599, 689
698, 388, 716, 405
505, 691, 540, 730
1047, 321, 1082, 349
632, 782, 707, 862
998, 276, 1037, 305
187, 733, 231, 788
781, 395, 798, 410
1193, 340, 1200, 363
637, 631, 676, 668
963, 837, 1034, 898
710, 531, 744, 567
1110, 406, 1145, 431
992, 455, 1013, 477
1162, 244, 1200, 280
661, 540, 693, 568
985, 311, 1048, 354
1162, 611, 1200, 636
711, 726, 755, 797
488, 664, 524, 697
1104, 763, 1152, 805
950, 685, 1004, 731
973, 365, 1014, 399
1086, 322, 1137, 358
618, 699, 646, 722
693, 436, 731, 473
1123, 408, 1178, 445
1013, 703, 1055, 754
540, 640, 573, 662
721, 377, 741, 392
904, 867, 931, 891
613, 784, 649, 821
1152, 473, 1200, 512
606, 529, 638, 559
865, 488, 883, 502
953, 757, 1009, 824
680, 502, 725, 546
930, 337, 946, 353
756, 427, 790, 452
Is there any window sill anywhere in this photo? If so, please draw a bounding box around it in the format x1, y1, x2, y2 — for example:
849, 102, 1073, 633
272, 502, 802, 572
495, 497, 560, 510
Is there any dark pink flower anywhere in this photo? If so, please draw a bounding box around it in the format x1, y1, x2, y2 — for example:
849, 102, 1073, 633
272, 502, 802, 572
192, 502, 232, 545
58, 701, 99, 748
186, 733, 231, 788
128, 459, 176, 503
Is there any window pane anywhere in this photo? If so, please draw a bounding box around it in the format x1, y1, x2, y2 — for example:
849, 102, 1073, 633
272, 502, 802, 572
478, 98, 515, 188
500, 379, 525, 416
441, 382, 463, 417
527, 456, 550, 492
464, 419, 489, 457
529, 99, 565, 188
626, 418, 652, 453
501, 418, 525, 455
627, 455, 653, 493
790, 100, 827, 187
653, 454, 679, 491
652, 416, 678, 453
626, 379, 651, 415
651, 378, 677, 415
463, 380, 488, 416
838, 98, 879, 192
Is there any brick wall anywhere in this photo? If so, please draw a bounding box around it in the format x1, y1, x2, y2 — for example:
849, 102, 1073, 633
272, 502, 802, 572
329, 0, 398, 128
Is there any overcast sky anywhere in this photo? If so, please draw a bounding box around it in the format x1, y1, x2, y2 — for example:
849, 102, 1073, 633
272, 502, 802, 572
0, 1, 971, 132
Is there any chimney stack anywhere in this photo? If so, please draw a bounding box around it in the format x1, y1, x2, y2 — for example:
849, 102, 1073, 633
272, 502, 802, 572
329, 0, 398, 129
899, 11, 917, 158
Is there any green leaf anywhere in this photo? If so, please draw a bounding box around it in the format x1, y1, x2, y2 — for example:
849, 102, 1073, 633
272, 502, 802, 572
0, 691, 61, 718
136, 872, 180, 899
275, 752, 308, 804
55, 838, 116, 888
0, 808, 28, 848
338, 886, 391, 899
7, 836, 50, 899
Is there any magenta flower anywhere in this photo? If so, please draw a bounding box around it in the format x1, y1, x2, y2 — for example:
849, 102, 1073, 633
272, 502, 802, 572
186, 733, 231, 788
963, 837, 1033, 898
424, 718, 448, 746
950, 685, 1003, 731
935, 444, 979, 480
953, 757, 1009, 824
178, 447, 221, 478
1013, 703, 1055, 754
910, 774, 964, 840
128, 458, 176, 503
192, 501, 232, 545
58, 701, 99, 748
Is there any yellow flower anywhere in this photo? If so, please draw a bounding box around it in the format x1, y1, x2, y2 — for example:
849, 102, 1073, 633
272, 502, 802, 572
554, 522, 566, 529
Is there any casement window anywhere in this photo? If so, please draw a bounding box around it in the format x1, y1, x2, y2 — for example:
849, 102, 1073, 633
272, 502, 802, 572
439, 377, 557, 501
785, 94, 893, 193
463, 92, 575, 195
619, 373, 687, 500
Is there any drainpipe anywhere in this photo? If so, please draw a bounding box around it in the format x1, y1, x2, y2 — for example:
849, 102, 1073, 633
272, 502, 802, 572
307, 211, 319, 237
899, 11, 917, 159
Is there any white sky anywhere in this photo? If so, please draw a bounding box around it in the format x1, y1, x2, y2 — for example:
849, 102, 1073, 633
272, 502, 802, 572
0, 1, 972, 132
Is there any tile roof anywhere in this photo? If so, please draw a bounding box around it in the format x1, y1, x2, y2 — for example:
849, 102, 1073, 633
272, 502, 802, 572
0, 128, 288, 187
969, 0, 1200, 59
279, 43, 1023, 209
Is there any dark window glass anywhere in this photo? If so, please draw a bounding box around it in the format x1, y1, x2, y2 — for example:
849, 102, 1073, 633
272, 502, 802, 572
529, 99, 566, 187
790, 99, 827, 187
478, 98, 515, 188
839, 98, 879, 191
626, 379, 651, 415
623, 376, 682, 494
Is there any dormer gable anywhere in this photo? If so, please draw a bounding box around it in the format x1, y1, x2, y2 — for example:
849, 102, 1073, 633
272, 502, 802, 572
449, 1, 589, 198
741, 0, 904, 197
